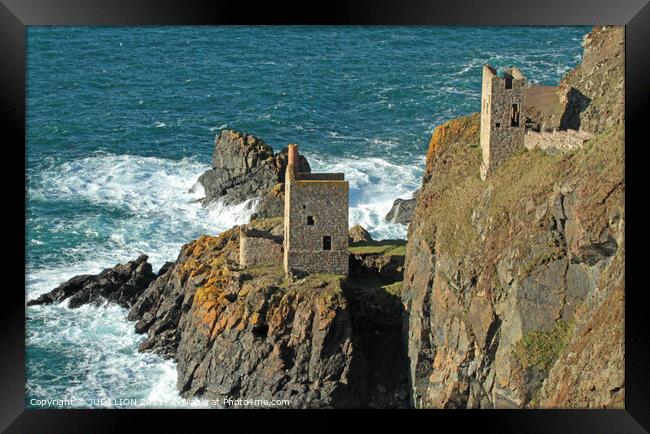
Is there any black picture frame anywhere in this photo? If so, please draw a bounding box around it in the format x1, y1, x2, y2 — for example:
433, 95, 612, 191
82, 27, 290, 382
2, 0, 648, 432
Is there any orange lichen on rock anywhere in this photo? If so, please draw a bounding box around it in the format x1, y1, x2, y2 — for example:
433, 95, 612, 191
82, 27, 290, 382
425, 113, 480, 175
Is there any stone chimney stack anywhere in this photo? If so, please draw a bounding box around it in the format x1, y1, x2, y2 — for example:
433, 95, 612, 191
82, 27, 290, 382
286, 144, 298, 180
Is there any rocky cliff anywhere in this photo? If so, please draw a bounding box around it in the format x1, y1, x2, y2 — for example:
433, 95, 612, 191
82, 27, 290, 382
197, 130, 310, 218
402, 26, 624, 409
137, 220, 408, 408
32, 218, 408, 408
559, 26, 625, 134
27, 26, 623, 410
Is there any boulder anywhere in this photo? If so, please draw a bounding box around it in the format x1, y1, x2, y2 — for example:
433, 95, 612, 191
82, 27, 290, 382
348, 224, 372, 243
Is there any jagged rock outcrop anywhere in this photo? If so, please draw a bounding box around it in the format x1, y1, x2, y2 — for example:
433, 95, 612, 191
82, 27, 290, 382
350, 251, 405, 282
127, 218, 411, 407
250, 183, 285, 221
176, 265, 357, 408
385, 189, 420, 225
348, 224, 373, 243
402, 26, 624, 409
197, 130, 310, 211
125, 219, 359, 407
27, 255, 157, 309
33, 214, 409, 407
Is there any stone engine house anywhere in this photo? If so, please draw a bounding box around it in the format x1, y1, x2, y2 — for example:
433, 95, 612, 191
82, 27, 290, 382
480, 65, 527, 180
283, 144, 349, 276
480, 64, 593, 180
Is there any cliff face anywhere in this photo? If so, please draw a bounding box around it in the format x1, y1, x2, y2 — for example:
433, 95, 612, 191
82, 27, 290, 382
559, 26, 625, 134
402, 26, 624, 409
126, 218, 355, 407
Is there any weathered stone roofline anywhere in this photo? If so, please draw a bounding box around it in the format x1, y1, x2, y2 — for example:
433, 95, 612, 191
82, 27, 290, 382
483, 64, 497, 77
483, 64, 526, 81
504, 67, 525, 80
295, 172, 345, 182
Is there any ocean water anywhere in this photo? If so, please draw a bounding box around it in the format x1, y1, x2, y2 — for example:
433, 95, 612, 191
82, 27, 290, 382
26, 26, 589, 408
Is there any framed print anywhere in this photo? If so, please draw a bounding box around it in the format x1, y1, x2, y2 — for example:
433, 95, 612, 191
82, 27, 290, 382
2, 0, 648, 432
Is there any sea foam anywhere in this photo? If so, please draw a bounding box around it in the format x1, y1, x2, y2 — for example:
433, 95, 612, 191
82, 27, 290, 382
26, 153, 260, 408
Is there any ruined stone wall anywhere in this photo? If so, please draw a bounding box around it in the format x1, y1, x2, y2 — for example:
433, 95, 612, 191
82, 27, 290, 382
285, 178, 349, 275
480, 65, 495, 179
297, 173, 345, 181
480, 66, 527, 180
240, 230, 283, 268
524, 129, 593, 154
283, 166, 294, 273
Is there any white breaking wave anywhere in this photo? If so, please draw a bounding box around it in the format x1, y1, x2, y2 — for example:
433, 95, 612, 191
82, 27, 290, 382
28, 153, 256, 275
26, 152, 259, 408
26, 302, 182, 408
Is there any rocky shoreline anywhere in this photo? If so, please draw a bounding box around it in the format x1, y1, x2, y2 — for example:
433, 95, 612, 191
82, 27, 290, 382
30, 219, 410, 408
27, 26, 624, 409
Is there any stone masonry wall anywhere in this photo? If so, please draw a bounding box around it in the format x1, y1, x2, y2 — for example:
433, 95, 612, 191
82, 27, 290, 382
285, 178, 349, 275
480, 65, 495, 179
240, 230, 283, 268
481, 66, 526, 179
287, 251, 349, 275
524, 129, 593, 154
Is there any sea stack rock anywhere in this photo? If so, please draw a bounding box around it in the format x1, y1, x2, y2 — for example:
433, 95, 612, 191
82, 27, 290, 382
384, 189, 419, 225
250, 183, 285, 221
197, 130, 311, 209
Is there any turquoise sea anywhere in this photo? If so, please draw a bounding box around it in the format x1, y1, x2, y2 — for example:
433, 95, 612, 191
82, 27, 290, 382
26, 26, 589, 407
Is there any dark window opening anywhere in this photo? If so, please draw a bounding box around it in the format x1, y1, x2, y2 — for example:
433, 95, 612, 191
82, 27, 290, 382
323, 236, 332, 251
307, 216, 314, 225
511, 103, 520, 127
495, 122, 500, 128
302, 205, 306, 209
505, 77, 513, 89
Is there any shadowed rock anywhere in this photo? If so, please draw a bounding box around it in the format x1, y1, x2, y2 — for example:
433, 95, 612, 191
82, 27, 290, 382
197, 130, 310, 209
250, 183, 285, 221
385, 189, 419, 225
27, 255, 158, 309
